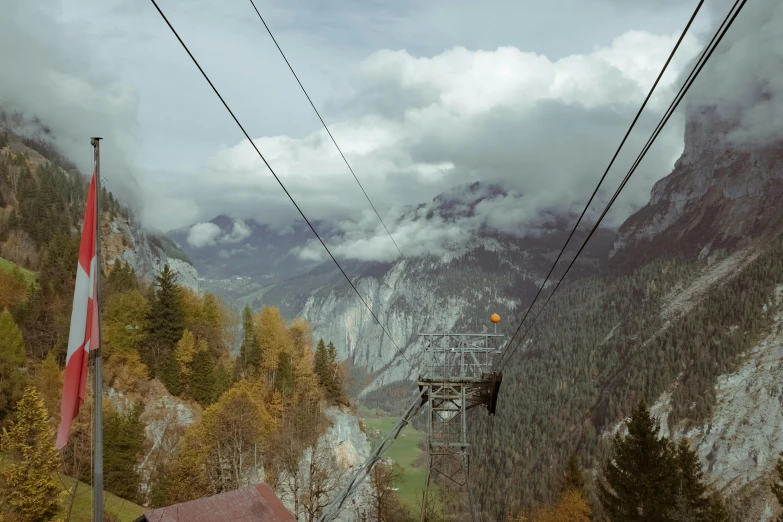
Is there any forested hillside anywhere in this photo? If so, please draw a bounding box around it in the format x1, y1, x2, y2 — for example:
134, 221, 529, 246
471, 237, 783, 519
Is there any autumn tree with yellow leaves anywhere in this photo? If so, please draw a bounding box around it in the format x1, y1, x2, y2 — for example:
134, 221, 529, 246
159, 379, 276, 504
256, 306, 290, 384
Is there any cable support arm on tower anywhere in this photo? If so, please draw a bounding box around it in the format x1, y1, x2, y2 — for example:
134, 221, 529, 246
318, 387, 428, 522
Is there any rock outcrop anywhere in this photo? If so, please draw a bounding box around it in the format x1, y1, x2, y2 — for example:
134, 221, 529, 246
105, 380, 201, 501
613, 105, 783, 264
105, 213, 200, 292
607, 284, 783, 520
276, 406, 375, 522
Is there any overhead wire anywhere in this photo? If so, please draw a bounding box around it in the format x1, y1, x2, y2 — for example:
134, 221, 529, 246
497, 0, 748, 372
492, 0, 706, 371
245, 0, 404, 259
149, 0, 416, 372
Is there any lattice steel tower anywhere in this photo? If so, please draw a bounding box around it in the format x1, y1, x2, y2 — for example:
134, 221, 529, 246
418, 318, 504, 522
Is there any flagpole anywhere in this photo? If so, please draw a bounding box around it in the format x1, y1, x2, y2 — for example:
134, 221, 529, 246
90, 137, 104, 522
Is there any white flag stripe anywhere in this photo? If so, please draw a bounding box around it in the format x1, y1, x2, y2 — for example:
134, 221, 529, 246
65, 263, 91, 365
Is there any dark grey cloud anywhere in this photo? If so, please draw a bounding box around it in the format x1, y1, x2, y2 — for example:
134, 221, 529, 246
153, 27, 701, 262
0, 0, 143, 207
4, 0, 750, 263
683, 0, 783, 147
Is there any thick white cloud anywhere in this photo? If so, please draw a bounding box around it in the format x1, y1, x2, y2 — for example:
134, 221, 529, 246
187, 222, 221, 247
222, 220, 252, 243
186, 219, 253, 248
7, 0, 776, 265
155, 28, 702, 260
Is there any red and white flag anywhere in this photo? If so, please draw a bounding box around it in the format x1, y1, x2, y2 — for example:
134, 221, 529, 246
57, 170, 100, 450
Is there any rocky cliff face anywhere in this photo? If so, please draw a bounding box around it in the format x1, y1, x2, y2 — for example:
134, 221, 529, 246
104, 212, 199, 292
276, 406, 375, 522
613, 105, 783, 264
170, 184, 615, 393
268, 225, 611, 393
605, 272, 783, 521
106, 380, 201, 502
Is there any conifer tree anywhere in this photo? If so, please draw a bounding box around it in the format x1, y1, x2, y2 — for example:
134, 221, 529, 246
213, 363, 233, 403
256, 306, 289, 383
0, 386, 61, 521
598, 400, 678, 521
325, 341, 343, 402
191, 349, 217, 407
562, 452, 585, 493
160, 350, 182, 396
670, 440, 730, 522
0, 309, 27, 421
314, 339, 330, 389
238, 305, 261, 378
673, 440, 710, 518
772, 452, 783, 522
105, 260, 138, 299
105, 402, 146, 502
275, 351, 295, 398
147, 265, 185, 364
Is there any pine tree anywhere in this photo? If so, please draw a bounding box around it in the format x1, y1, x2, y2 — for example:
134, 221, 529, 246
0, 309, 27, 421
147, 265, 185, 366
325, 341, 343, 402
160, 350, 182, 396
670, 440, 730, 522
772, 452, 783, 522
212, 363, 233, 404
674, 441, 709, 516
105, 260, 137, 299
191, 349, 217, 407
274, 351, 295, 398
0, 386, 62, 521
105, 402, 146, 502
238, 305, 261, 378
598, 400, 678, 521
314, 339, 328, 383
562, 452, 585, 493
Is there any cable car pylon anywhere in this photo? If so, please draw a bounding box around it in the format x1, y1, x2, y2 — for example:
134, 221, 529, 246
418, 314, 504, 521
317, 315, 504, 522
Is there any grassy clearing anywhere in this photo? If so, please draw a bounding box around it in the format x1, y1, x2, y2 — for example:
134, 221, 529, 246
362, 414, 427, 513
0, 256, 36, 284
56, 475, 146, 522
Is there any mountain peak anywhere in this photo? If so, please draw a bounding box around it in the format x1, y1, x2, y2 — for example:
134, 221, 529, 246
210, 214, 235, 230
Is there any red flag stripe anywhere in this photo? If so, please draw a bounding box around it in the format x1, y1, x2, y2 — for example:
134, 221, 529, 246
57, 171, 98, 450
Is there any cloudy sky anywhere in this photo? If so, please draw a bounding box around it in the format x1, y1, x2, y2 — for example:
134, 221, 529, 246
1, 0, 779, 260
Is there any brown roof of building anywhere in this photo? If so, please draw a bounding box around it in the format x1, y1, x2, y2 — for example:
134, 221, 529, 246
135, 483, 295, 522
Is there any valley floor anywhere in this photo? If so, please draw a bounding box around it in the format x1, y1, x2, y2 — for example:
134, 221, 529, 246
361, 411, 427, 513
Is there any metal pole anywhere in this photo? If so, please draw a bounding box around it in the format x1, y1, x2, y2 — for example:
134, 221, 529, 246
91, 137, 104, 522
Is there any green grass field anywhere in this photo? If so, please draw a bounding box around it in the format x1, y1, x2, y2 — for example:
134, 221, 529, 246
57, 475, 146, 522
362, 414, 427, 513
0, 256, 36, 284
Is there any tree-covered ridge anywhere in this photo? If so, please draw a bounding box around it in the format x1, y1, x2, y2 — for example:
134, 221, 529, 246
0, 252, 369, 519
473, 238, 783, 518
0, 131, 128, 265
